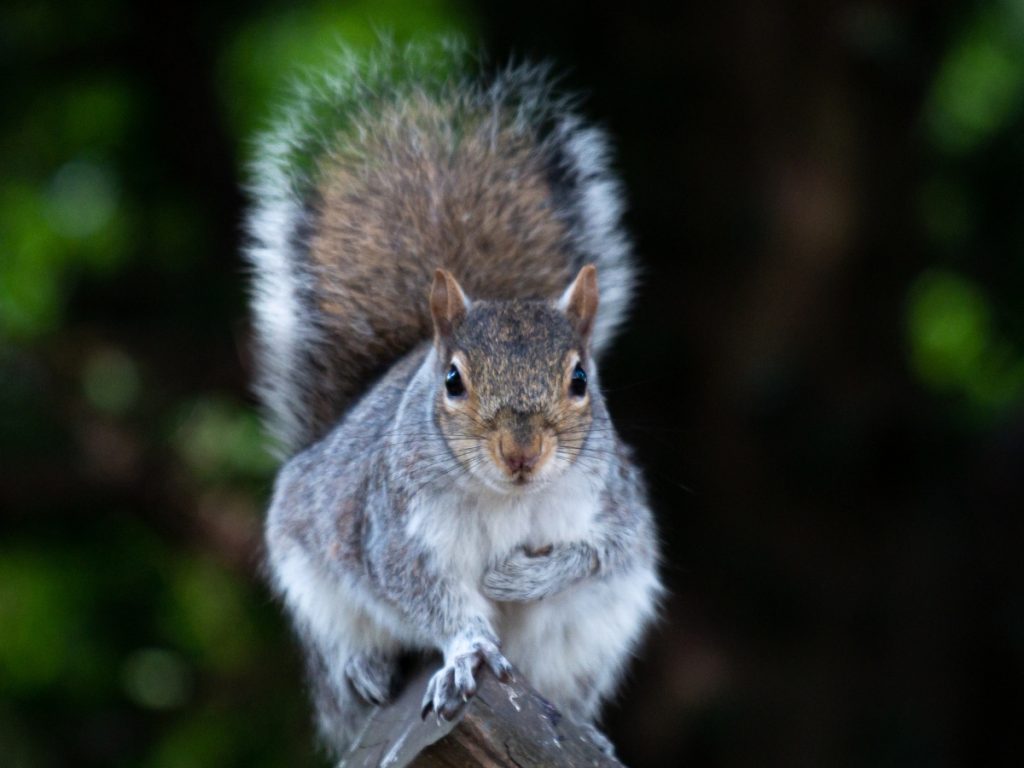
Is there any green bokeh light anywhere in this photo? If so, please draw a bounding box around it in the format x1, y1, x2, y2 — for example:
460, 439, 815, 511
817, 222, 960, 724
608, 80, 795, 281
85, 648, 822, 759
0, 550, 91, 694
121, 647, 194, 710
925, 5, 1024, 154
161, 557, 260, 673
174, 397, 277, 483
907, 269, 1024, 413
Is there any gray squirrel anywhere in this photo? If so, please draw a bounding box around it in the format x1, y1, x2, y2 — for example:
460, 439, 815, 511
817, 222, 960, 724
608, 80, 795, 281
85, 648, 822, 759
244, 42, 662, 760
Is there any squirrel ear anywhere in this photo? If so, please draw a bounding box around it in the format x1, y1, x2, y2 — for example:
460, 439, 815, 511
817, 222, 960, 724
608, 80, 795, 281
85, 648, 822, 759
558, 264, 599, 343
430, 268, 470, 341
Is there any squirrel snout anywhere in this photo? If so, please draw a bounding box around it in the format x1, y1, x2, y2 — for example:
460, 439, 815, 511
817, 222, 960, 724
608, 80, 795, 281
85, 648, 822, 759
497, 433, 542, 476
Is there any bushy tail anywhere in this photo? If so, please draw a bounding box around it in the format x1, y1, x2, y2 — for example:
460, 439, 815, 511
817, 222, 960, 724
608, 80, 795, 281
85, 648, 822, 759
244, 41, 636, 455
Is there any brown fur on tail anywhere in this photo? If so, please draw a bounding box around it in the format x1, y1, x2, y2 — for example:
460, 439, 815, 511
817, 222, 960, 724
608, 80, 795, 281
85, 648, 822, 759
306, 97, 583, 440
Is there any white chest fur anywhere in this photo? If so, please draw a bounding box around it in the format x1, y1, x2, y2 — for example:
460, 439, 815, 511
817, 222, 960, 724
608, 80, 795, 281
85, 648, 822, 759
405, 468, 601, 582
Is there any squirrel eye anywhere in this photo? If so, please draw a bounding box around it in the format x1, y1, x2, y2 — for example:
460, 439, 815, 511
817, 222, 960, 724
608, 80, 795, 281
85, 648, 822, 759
445, 364, 466, 398
569, 362, 588, 398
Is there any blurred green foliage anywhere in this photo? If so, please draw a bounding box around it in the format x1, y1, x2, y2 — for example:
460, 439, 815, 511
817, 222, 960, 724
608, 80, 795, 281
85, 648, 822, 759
0, 76, 135, 339
925, 2, 1024, 155
908, 270, 1024, 413
911, 0, 1024, 421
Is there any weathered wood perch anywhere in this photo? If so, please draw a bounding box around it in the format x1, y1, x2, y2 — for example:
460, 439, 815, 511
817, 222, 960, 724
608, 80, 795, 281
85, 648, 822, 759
343, 664, 625, 768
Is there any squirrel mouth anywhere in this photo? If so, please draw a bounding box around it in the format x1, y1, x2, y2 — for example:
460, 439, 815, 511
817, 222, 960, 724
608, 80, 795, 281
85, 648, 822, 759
505, 464, 554, 489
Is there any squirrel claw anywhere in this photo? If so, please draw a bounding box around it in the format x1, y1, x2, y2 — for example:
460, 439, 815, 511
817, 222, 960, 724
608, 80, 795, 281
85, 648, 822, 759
423, 636, 513, 722
474, 638, 513, 683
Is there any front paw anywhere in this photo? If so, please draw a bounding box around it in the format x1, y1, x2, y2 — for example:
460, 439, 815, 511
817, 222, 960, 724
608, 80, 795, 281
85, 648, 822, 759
482, 543, 597, 603
420, 637, 513, 721
481, 548, 546, 601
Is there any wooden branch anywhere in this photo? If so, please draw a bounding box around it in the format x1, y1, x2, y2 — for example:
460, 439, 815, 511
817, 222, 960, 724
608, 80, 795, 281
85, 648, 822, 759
343, 664, 625, 768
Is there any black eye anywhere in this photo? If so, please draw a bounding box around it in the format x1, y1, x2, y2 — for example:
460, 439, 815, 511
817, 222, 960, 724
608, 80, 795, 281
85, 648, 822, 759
569, 363, 588, 398
445, 364, 466, 398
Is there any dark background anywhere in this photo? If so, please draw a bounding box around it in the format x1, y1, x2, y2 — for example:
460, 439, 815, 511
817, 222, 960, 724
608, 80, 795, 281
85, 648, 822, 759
2, 1, 1023, 766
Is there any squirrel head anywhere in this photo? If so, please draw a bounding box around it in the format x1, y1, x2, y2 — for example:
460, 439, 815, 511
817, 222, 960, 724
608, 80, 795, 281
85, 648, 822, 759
429, 265, 601, 493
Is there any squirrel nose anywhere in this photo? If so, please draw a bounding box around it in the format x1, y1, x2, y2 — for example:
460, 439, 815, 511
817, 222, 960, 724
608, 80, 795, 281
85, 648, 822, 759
499, 434, 541, 474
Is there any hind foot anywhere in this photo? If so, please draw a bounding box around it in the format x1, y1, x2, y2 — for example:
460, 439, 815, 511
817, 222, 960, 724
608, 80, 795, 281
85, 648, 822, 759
345, 650, 398, 706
